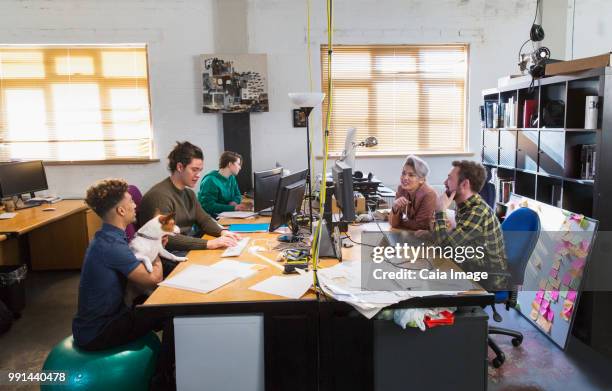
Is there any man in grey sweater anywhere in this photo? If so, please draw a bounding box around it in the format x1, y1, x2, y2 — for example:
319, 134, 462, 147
138, 142, 240, 259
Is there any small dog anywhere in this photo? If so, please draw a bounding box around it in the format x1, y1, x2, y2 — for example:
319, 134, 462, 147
129, 212, 187, 272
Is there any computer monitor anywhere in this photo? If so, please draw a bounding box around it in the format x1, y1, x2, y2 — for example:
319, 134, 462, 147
269, 169, 308, 237
0, 160, 48, 199
332, 160, 355, 221
253, 167, 283, 212
341, 127, 357, 169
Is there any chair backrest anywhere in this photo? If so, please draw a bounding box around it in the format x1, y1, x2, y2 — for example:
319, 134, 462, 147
501, 207, 541, 286
479, 167, 496, 209
126, 185, 143, 242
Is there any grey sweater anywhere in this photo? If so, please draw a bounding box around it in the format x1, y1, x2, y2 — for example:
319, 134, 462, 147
138, 177, 224, 251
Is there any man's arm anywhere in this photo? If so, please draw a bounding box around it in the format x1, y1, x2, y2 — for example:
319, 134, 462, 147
400, 192, 436, 231
195, 198, 224, 237
128, 257, 163, 290
432, 207, 484, 247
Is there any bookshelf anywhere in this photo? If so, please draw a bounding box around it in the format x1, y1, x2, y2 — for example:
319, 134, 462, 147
481, 67, 612, 358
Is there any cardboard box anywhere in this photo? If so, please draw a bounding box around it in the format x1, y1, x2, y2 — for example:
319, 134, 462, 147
545, 53, 612, 76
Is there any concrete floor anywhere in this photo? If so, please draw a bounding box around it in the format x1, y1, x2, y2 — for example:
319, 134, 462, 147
1, 271, 612, 390
0, 271, 79, 391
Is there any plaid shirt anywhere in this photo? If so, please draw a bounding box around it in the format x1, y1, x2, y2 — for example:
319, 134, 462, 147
432, 194, 509, 291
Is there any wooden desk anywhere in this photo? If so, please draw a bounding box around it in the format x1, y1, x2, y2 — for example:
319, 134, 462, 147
140, 218, 492, 390
0, 200, 101, 270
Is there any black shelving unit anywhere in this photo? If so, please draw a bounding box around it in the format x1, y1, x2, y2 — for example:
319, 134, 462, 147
481, 67, 612, 359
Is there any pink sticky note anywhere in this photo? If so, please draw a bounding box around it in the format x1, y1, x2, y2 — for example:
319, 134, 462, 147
567, 290, 577, 302
570, 214, 584, 222
546, 310, 554, 322
542, 299, 550, 310
540, 304, 548, 316
536, 289, 544, 300
581, 240, 590, 251
562, 272, 572, 286
571, 258, 586, 270
551, 290, 559, 301
549, 268, 559, 278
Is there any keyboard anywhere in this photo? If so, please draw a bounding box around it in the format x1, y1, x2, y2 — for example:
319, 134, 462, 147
221, 237, 251, 257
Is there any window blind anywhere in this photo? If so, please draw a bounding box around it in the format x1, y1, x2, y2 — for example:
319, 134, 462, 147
0, 44, 153, 162
321, 44, 468, 155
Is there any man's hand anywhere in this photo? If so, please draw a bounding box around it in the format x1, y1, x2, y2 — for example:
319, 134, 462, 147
436, 190, 455, 212
392, 196, 409, 213
229, 201, 238, 206
221, 229, 241, 241
207, 235, 238, 249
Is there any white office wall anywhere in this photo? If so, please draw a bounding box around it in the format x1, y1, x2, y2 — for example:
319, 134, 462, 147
568, 0, 612, 59
247, 0, 537, 188
0, 0, 222, 198
1, 0, 540, 196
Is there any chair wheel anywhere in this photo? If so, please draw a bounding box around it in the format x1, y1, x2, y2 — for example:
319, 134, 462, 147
493, 313, 502, 322
492, 354, 505, 368
511, 337, 523, 347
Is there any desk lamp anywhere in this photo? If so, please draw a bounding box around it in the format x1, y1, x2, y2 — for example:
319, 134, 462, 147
288, 92, 325, 229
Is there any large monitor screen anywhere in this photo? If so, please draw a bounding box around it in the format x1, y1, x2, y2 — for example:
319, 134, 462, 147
0, 160, 48, 198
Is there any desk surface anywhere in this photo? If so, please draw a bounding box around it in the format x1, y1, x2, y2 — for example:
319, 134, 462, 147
142, 217, 492, 312
0, 200, 87, 235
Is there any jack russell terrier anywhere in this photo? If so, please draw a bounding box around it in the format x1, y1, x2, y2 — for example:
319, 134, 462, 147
125, 212, 186, 305
129, 212, 187, 272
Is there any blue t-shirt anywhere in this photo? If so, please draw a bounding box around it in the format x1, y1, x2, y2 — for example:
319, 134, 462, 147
72, 223, 140, 346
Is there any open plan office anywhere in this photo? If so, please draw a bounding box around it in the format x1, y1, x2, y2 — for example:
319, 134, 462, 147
1, 1, 612, 390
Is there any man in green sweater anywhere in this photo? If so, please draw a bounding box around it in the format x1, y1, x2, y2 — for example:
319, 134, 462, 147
138, 142, 240, 263
198, 151, 251, 217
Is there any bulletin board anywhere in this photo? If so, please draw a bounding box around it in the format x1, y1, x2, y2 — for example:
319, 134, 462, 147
506, 194, 598, 349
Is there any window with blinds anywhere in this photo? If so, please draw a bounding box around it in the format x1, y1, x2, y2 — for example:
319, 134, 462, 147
321, 44, 468, 156
0, 45, 153, 162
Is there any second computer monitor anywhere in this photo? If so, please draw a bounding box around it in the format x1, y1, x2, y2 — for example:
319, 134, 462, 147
269, 169, 308, 232
253, 167, 283, 212
332, 160, 355, 221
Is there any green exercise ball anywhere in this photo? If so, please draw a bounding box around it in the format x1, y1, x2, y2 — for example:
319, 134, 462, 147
41, 332, 160, 391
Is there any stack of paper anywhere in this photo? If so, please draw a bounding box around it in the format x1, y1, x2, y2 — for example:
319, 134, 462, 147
159, 265, 239, 294
317, 261, 462, 318
159, 261, 262, 294
249, 271, 313, 299
217, 211, 257, 219
210, 260, 258, 279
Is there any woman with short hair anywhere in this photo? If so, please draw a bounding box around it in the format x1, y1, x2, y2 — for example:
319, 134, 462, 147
198, 151, 250, 217
389, 155, 437, 231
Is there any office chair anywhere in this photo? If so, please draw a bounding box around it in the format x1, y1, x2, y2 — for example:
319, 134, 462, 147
126, 185, 143, 242
488, 207, 540, 368
479, 166, 496, 209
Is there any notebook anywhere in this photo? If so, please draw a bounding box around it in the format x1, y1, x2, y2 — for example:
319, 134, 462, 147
229, 223, 270, 233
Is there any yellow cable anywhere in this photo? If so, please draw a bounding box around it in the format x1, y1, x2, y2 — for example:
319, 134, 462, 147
311, 0, 334, 289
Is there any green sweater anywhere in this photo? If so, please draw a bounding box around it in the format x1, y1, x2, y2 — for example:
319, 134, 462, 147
198, 170, 242, 216
138, 177, 224, 251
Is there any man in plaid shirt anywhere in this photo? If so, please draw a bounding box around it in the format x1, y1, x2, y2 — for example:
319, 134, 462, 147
432, 160, 509, 291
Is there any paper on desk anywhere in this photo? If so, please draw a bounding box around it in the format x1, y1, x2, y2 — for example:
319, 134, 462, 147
316, 261, 463, 319
159, 265, 238, 294
211, 260, 258, 279
249, 272, 313, 299
217, 211, 257, 219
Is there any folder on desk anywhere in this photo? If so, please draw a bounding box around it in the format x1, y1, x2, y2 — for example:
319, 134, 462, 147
229, 223, 270, 233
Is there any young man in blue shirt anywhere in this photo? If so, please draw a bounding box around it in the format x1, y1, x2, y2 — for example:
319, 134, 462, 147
72, 178, 173, 388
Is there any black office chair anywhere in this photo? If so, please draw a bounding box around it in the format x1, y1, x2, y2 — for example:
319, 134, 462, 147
479, 166, 496, 209
488, 207, 541, 368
